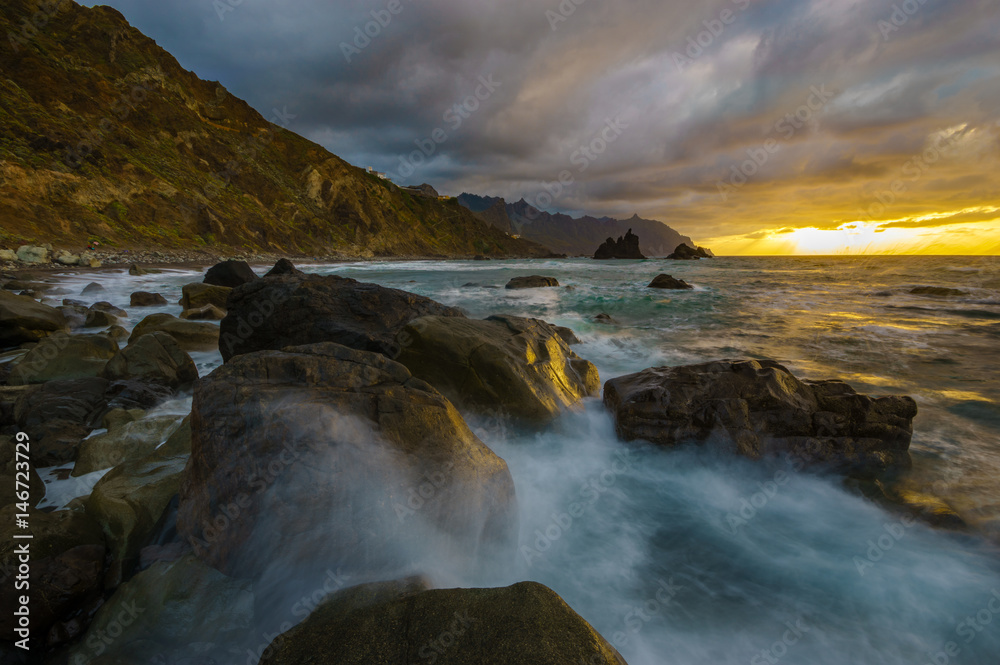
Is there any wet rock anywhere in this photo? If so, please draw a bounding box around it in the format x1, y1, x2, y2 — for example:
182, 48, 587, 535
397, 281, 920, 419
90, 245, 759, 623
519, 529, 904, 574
178, 343, 517, 579
181, 304, 226, 321
0, 505, 106, 644
397, 315, 600, 424
0, 290, 68, 348
81, 282, 105, 296
73, 414, 184, 476
83, 308, 118, 328
505, 275, 560, 289
180, 282, 231, 311
204, 259, 258, 287
130, 313, 220, 352
13, 378, 110, 466
130, 291, 168, 307
102, 331, 199, 389
604, 359, 918, 478
264, 258, 305, 278
648, 274, 693, 290
57, 303, 88, 329
85, 445, 189, 585
259, 579, 627, 665
104, 325, 129, 342
63, 555, 253, 665
8, 333, 118, 384
89, 301, 128, 318
219, 274, 464, 362
594, 313, 618, 324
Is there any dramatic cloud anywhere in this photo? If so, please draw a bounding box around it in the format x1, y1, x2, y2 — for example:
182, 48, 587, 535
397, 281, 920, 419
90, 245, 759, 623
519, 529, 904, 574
84, 0, 1000, 253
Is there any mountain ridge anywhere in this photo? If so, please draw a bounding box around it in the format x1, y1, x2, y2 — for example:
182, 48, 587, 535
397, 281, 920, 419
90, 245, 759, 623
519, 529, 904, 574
456, 193, 696, 257
0, 0, 553, 259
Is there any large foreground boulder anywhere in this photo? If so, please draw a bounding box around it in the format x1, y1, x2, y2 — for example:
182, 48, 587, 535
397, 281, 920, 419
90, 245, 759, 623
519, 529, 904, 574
218, 274, 464, 362
178, 343, 517, 579
604, 359, 918, 477
130, 313, 220, 352
203, 259, 258, 287
8, 333, 118, 384
397, 315, 600, 424
0, 506, 106, 645
0, 290, 68, 348
260, 579, 627, 665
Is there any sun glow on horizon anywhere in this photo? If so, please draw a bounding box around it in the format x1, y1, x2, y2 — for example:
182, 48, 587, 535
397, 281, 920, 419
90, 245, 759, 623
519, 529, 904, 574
703, 215, 1000, 256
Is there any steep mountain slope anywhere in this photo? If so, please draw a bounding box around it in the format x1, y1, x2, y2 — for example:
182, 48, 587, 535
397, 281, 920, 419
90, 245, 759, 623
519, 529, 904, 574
0, 0, 552, 258
457, 193, 695, 257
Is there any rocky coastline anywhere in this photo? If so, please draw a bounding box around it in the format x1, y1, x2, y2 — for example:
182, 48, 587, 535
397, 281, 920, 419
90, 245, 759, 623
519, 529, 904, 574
0, 258, 977, 664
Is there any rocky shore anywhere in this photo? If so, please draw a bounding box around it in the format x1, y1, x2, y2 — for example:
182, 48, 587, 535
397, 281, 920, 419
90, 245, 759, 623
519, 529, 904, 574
0, 258, 975, 664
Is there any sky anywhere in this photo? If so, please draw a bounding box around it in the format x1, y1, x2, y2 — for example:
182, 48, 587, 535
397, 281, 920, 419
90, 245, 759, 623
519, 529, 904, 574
82, 0, 1000, 255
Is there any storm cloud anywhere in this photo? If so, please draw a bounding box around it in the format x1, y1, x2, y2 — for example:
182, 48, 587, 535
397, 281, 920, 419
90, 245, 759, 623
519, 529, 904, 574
83, 0, 1000, 253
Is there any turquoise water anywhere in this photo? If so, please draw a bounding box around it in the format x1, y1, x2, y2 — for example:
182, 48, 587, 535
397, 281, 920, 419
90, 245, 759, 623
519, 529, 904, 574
42, 256, 1000, 664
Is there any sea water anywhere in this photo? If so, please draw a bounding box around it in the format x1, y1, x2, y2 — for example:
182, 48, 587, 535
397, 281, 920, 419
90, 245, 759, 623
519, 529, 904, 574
41, 255, 1000, 665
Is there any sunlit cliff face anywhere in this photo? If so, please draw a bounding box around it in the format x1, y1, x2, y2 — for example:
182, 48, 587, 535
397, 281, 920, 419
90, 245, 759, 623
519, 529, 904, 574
88, 0, 1000, 254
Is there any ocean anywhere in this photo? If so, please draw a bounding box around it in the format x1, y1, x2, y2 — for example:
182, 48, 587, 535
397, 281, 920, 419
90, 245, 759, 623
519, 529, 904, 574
38, 255, 1000, 665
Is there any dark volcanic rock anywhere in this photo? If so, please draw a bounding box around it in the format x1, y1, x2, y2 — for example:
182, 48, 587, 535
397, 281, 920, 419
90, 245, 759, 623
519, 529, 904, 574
396, 315, 600, 424
130, 291, 168, 307
505, 275, 560, 289
259, 578, 628, 665
648, 274, 694, 290
203, 260, 259, 287
594, 228, 645, 260
0, 506, 106, 645
264, 258, 306, 278
218, 274, 464, 362
0, 290, 68, 348
667, 243, 713, 260
178, 343, 517, 578
13, 378, 110, 466
604, 359, 917, 477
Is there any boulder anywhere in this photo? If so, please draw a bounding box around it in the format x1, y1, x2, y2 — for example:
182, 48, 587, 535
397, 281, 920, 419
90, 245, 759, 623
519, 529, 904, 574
81, 282, 105, 296
54, 251, 80, 266
15, 245, 49, 264
218, 274, 464, 362
259, 579, 627, 665
594, 228, 645, 260
0, 505, 106, 644
666, 243, 712, 260
128, 264, 159, 276
104, 325, 129, 342
178, 343, 517, 579
85, 447, 189, 585
57, 303, 88, 329
13, 378, 109, 466
129, 313, 220, 352
105, 378, 176, 412
73, 414, 184, 476
63, 555, 253, 665
264, 258, 306, 277
83, 309, 117, 328
203, 259, 258, 287
505, 275, 560, 289
648, 274, 693, 290
101, 407, 147, 432
594, 313, 618, 324
8, 333, 118, 384
89, 301, 128, 318
0, 290, 68, 348
0, 249, 16, 261
102, 331, 199, 389
130, 291, 168, 307
180, 282, 232, 311
181, 304, 226, 320
603, 359, 918, 477
0, 435, 44, 508
397, 315, 600, 424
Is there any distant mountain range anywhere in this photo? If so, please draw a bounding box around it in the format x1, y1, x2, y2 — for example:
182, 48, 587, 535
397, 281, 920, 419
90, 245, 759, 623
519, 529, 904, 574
0, 0, 551, 258
457, 194, 695, 257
